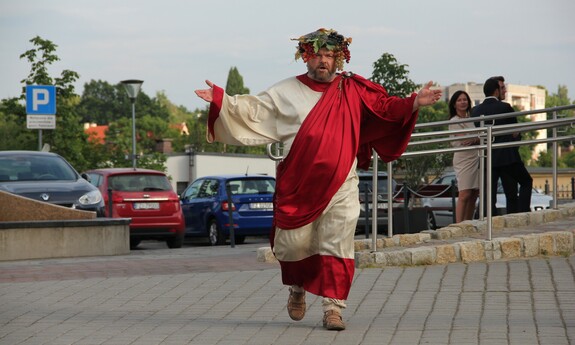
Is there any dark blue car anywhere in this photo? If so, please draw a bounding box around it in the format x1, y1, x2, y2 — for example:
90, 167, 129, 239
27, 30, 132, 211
180, 174, 275, 245
0, 150, 105, 216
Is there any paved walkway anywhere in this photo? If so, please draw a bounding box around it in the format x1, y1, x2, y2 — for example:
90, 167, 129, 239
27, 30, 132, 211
1, 229, 575, 344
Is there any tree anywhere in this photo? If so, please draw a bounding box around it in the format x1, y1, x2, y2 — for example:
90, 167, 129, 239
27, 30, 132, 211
19, 36, 79, 98
546, 85, 574, 153
562, 150, 575, 168
101, 115, 172, 170
75, 79, 192, 170
225, 67, 250, 96
77, 80, 171, 125
370, 52, 447, 190
11, 36, 99, 171
216, 66, 267, 155
76, 80, 124, 125
515, 107, 539, 165
0, 98, 35, 150
531, 85, 575, 168
370, 53, 418, 98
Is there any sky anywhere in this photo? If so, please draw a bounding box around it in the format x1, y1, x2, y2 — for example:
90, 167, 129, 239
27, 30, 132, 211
1, 0, 574, 113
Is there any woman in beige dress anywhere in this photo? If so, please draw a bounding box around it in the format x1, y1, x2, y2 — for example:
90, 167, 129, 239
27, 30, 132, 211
449, 91, 480, 222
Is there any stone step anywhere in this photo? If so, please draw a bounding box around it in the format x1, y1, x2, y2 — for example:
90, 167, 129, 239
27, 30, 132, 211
257, 202, 575, 267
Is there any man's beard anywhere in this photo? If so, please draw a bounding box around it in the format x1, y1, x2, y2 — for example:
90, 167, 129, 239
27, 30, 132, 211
307, 64, 336, 82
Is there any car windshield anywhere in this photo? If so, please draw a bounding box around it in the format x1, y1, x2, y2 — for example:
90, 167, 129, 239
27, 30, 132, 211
228, 178, 275, 195
110, 174, 172, 192
0, 155, 77, 181
358, 176, 393, 195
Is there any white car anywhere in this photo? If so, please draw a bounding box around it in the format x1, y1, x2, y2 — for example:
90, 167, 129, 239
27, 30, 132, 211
422, 172, 553, 229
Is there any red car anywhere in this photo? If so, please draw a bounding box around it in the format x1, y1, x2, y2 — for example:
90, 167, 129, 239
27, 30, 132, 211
85, 168, 185, 249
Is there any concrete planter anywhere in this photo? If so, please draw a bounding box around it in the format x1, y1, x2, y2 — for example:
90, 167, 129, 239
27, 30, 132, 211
0, 218, 130, 261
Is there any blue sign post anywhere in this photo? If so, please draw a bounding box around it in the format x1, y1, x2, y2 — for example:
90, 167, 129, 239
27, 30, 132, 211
26, 85, 57, 150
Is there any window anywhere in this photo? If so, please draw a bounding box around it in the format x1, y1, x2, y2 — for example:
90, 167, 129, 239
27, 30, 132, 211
197, 179, 219, 198
231, 178, 275, 195
181, 179, 202, 200
109, 174, 172, 192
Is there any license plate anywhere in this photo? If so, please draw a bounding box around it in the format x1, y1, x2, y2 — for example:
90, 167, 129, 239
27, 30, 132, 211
250, 202, 273, 210
134, 202, 160, 210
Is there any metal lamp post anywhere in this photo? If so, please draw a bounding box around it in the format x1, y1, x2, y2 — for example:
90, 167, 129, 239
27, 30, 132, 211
120, 79, 143, 169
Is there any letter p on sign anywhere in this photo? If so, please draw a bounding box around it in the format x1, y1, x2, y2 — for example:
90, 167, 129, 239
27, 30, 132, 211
26, 85, 56, 115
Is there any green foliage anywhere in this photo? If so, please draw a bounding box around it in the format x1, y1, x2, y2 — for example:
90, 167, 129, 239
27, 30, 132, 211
43, 98, 93, 172
2, 36, 270, 164
529, 85, 575, 168
191, 66, 265, 155
77, 80, 170, 125
225, 67, 250, 95
534, 150, 569, 168
370, 52, 447, 188
370, 53, 418, 98
508, 104, 539, 165
76, 80, 123, 124
395, 101, 452, 188
19, 36, 80, 99
0, 98, 36, 150
545, 85, 575, 151
138, 152, 167, 172
562, 150, 575, 168
6, 36, 100, 171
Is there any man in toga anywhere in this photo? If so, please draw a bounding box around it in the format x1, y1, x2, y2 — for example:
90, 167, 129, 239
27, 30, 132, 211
195, 28, 441, 331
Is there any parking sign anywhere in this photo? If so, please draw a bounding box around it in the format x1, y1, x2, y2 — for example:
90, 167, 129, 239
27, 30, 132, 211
26, 85, 56, 115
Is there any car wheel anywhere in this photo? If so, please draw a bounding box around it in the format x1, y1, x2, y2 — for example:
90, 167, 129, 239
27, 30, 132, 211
426, 210, 437, 230
208, 219, 225, 246
166, 233, 184, 249
130, 238, 141, 250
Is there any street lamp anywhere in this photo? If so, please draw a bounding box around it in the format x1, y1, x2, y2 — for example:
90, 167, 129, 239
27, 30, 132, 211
120, 79, 143, 169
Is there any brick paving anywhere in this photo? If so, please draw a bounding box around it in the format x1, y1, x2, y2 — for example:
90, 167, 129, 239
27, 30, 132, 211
1, 227, 574, 344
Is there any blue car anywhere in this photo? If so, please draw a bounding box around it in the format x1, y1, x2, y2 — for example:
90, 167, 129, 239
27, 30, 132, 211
180, 174, 275, 245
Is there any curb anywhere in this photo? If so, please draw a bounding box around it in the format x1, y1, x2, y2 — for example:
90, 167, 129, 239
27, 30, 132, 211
257, 202, 575, 267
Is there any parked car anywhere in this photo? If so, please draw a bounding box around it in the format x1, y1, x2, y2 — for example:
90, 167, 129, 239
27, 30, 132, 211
422, 172, 553, 229
356, 170, 402, 234
180, 174, 275, 245
84, 168, 185, 249
0, 150, 104, 215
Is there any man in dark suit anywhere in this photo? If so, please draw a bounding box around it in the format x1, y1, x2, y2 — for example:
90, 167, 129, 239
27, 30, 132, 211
471, 76, 533, 214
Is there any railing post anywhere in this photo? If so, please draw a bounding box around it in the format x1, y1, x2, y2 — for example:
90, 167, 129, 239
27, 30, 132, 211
552, 110, 558, 209
478, 115, 486, 220
371, 151, 378, 251
486, 125, 493, 241
451, 179, 457, 224
363, 182, 370, 239
387, 162, 394, 238
402, 182, 410, 233
571, 177, 575, 200
545, 180, 549, 195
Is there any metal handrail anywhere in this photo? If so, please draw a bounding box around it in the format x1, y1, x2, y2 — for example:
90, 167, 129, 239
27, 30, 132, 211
386, 104, 575, 240
413, 104, 575, 130
265, 103, 575, 242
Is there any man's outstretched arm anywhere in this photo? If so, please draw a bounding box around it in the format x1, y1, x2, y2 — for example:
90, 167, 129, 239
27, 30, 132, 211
194, 80, 214, 102
412, 81, 442, 112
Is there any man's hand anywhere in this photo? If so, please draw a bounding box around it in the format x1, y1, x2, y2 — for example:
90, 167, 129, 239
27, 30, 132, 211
413, 81, 442, 112
194, 80, 215, 102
